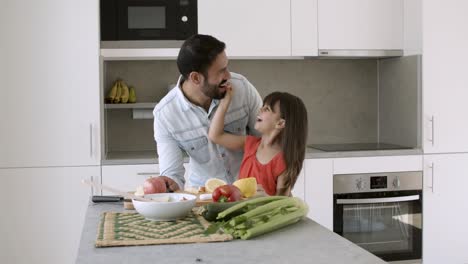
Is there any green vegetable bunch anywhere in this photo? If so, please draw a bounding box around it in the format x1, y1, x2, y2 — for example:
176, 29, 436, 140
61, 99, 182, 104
205, 196, 308, 240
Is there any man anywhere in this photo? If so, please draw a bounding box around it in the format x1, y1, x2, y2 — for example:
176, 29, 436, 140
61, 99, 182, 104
153, 34, 262, 191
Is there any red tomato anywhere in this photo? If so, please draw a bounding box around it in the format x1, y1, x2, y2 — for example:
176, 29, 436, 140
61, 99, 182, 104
212, 184, 242, 202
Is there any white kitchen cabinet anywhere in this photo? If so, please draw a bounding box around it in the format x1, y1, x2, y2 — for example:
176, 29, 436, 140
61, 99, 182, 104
333, 155, 423, 175
304, 158, 333, 230
101, 164, 160, 195
101, 163, 191, 194
318, 0, 403, 50
0, 166, 99, 264
423, 154, 468, 264
0, 0, 100, 168
198, 0, 291, 57
291, 0, 318, 56
422, 0, 468, 153
291, 165, 305, 201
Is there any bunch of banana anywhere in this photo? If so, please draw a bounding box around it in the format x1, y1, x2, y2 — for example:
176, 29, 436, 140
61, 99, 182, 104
106, 80, 134, 104
128, 86, 137, 103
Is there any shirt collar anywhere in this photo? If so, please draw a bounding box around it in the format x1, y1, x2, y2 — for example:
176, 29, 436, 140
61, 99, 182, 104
175, 75, 220, 114
175, 76, 192, 112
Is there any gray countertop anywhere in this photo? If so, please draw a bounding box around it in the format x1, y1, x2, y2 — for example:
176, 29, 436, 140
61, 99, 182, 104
102, 148, 423, 165
76, 203, 386, 264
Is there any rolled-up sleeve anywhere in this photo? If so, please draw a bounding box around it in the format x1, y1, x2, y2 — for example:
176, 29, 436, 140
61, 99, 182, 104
154, 110, 185, 189
244, 78, 262, 137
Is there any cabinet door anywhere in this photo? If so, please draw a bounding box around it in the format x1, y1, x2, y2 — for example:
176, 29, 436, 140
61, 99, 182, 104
0, 0, 100, 168
304, 158, 333, 230
422, 0, 468, 153
198, 0, 291, 57
318, 0, 403, 50
101, 163, 190, 195
291, 165, 305, 201
101, 164, 161, 195
423, 154, 468, 263
291, 0, 318, 56
0, 166, 99, 264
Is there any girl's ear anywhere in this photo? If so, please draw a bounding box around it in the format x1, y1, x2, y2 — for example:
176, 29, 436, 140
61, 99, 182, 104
189, 71, 204, 85
276, 119, 286, 129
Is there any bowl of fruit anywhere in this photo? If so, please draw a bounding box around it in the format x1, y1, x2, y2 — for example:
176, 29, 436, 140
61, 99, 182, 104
132, 177, 197, 221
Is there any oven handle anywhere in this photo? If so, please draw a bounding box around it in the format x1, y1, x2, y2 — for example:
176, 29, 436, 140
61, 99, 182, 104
336, 195, 420, 205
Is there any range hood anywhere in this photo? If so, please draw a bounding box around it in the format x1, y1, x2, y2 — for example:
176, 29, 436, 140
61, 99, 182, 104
318, 49, 403, 58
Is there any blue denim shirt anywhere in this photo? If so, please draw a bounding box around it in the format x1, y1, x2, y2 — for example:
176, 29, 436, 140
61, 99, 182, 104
153, 72, 262, 189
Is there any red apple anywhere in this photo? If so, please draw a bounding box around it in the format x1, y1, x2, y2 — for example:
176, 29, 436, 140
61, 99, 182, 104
143, 177, 167, 194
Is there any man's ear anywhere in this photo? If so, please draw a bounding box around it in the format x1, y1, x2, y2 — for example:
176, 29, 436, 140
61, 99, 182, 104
276, 119, 286, 129
189, 72, 204, 85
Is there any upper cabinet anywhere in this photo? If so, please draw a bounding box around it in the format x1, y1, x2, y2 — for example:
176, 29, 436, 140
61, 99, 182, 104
0, 0, 100, 168
198, 0, 291, 57
291, 0, 318, 56
318, 0, 403, 51
422, 0, 468, 153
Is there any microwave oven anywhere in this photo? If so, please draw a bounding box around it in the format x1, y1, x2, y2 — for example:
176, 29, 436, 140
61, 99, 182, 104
100, 0, 197, 47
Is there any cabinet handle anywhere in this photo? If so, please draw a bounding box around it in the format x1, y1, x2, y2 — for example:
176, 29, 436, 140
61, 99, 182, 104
90, 175, 94, 196
89, 123, 94, 158
428, 116, 435, 146
428, 162, 435, 193
137, 172, 160, 176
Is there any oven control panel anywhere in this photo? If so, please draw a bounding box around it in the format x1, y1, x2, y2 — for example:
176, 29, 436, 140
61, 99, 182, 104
334, 171, 422, 194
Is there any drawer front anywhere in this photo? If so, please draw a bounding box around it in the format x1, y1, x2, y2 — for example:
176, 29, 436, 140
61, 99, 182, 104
333, 155, 423, 174
101, 164, 160, 195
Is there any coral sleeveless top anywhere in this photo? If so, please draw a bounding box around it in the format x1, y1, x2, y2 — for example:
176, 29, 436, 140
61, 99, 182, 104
239, 136, 287, 196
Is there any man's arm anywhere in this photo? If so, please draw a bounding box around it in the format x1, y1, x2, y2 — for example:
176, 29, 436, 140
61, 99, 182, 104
244, 77, 262, 136
154, 111, 185, 191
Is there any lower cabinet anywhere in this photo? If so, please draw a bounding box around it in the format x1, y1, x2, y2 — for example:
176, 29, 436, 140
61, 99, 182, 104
101, 163, 190, 194
304, 158, 334, 230
291, 165, 305, 201
423, 154, 468, 264
0, 166, 99, 264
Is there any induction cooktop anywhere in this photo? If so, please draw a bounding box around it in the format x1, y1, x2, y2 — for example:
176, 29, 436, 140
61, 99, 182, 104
308, 143, 413, 152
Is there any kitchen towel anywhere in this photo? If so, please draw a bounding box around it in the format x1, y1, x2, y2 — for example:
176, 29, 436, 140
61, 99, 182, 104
95, 210, 233, 247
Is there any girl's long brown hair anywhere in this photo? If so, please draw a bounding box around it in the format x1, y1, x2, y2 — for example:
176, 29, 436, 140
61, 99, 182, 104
263, 92, 308, 194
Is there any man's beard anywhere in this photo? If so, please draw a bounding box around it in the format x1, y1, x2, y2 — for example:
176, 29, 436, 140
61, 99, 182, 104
201, 79, 228, 99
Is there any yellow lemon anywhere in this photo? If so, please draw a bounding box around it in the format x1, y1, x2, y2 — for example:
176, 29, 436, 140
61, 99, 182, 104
204, 178, 227, 193
233, 178, 257, 198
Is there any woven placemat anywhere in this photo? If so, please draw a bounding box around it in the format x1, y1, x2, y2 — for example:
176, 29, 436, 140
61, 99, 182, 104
95, 210, 232, 247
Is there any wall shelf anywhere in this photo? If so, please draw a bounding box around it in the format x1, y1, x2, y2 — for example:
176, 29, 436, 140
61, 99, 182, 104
104, 102, 157, 109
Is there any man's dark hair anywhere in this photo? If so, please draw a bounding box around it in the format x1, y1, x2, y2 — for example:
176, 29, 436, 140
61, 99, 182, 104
177, 34, 226, 82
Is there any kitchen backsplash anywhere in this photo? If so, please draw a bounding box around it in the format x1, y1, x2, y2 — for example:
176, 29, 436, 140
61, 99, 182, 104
105, 58, 420, 153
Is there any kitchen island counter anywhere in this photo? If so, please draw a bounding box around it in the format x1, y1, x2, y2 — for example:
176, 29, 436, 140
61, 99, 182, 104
76, 202, 386, 264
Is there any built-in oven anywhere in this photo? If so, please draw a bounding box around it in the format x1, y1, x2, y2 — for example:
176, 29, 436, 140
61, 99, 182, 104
101, 0, 197, 46
333, 171, 422, 262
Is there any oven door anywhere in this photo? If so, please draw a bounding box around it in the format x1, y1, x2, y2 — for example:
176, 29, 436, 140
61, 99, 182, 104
334, 190, 422, 261
116, 0, 196, 40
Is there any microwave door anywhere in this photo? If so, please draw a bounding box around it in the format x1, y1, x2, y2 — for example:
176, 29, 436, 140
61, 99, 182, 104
117, 0, 177, 40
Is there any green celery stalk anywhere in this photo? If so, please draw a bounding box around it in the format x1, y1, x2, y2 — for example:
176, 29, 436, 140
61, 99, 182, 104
228, 197, 302, 226
239, 207, 308, 240
216, 196, 287, 220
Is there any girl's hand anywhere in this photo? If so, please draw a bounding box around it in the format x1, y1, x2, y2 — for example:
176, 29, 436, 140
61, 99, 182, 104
220, 82, 233, 106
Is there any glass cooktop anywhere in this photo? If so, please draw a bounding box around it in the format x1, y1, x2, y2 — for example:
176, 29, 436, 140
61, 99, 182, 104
308, 143, 413, 152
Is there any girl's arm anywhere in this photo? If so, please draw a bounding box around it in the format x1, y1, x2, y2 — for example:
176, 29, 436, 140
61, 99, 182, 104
276, 172, 292, 196
208, 84, 246, 151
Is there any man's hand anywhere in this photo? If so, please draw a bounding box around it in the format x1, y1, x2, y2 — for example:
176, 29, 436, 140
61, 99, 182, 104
158, 176, 181, 192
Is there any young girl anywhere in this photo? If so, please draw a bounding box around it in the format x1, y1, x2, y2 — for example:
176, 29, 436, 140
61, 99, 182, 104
209, 85, 308, 196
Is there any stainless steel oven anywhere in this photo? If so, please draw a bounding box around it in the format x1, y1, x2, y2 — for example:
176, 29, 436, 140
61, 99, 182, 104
333, 171, 422, 262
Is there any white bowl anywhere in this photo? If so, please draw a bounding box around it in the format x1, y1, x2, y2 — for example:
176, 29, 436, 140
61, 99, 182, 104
132, 193, 197, 221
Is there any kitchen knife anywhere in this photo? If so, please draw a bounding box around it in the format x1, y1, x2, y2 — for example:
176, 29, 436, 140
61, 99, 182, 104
92, 196, 124, 203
